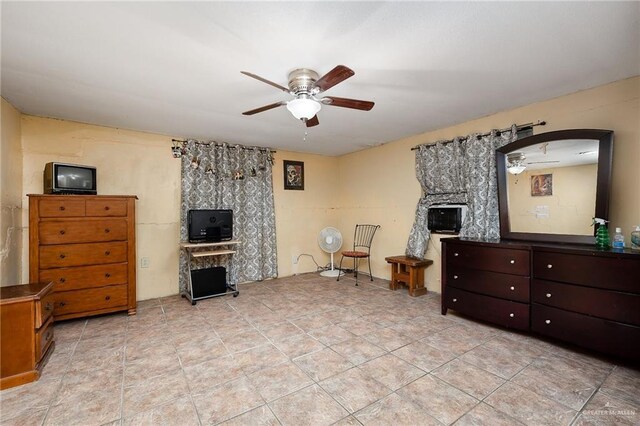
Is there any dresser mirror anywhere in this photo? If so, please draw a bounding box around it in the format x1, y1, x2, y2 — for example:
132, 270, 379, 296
496, 129, 613, 244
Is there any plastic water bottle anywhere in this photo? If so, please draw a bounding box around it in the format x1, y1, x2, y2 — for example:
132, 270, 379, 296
631, 226, 640, 250
612, 227, 625, 250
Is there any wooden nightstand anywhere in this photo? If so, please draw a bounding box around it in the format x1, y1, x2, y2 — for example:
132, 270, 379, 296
1, 281, 55, 390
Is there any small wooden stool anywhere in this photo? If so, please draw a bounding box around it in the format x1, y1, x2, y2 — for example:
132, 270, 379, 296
385, 255, 433, 297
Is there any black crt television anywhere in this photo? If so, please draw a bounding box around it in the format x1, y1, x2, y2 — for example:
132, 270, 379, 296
188, 209, 233, 243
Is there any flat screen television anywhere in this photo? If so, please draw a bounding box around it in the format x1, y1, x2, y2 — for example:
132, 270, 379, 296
188, 209, 233, 243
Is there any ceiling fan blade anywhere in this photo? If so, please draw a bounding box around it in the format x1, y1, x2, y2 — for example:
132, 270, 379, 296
322, 96, 374, 111
306, 115, 319, 127
240, 71, 290, 93
242, 101, 286, 115
313, 65, 355, 92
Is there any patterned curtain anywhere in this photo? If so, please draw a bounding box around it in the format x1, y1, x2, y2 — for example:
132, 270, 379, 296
459, 126, 517, 240
405, 138, 467, 258
179, 141, 278, 292
405, 125, 518, 258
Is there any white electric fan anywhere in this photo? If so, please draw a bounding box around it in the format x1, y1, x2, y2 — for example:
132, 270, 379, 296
318, 227, 343, 277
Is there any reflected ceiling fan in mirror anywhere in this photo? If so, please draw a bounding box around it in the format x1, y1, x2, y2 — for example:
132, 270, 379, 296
506, 152, 527, 175
241, 65, 374, 127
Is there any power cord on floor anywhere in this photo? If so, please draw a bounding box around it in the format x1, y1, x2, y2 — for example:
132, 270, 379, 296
294, 254, 325, 272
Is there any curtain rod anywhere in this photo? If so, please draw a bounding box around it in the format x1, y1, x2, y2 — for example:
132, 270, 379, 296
410, 120, 546, 151
172, 139, 276, 153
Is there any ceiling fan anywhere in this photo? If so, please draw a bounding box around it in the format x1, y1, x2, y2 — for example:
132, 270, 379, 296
241, 65, 374, 127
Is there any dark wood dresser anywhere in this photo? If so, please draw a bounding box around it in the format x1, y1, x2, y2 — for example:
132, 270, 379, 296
442, 237, 640, 360
1, 281, 55, 389
28, 195, 137, 321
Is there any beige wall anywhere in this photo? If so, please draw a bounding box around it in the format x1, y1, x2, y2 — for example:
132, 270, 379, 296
1, 98, 24, 286
507, 164, 597, 235
338, 76, 639, 293
7, 75, 640, 298
19, 116, 181, 300
273, 151, 340, 277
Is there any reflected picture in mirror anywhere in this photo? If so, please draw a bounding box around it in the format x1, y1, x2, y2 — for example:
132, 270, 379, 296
497, 129, 613, 244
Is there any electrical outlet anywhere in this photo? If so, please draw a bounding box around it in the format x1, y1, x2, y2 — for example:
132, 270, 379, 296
292, 255, 298, 265
141, 257, 150, 268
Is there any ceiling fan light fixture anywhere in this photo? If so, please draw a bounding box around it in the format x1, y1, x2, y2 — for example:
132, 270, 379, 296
286, 97, 321, 120
507, 164, 526, 175
506, 152, 526, 175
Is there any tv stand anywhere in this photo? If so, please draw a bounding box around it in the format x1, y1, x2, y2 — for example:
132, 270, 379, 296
180, 240, 240, 305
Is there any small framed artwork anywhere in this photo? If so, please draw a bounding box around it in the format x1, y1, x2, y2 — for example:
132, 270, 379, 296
284, 160, 304, 190
531, 173, 552, 196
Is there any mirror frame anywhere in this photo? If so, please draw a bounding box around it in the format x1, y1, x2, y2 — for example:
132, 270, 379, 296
496, 129, 613, 244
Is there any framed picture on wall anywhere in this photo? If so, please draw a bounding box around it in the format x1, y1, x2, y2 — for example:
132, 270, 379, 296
284, 160, 304, 190
531, 173, 552, 196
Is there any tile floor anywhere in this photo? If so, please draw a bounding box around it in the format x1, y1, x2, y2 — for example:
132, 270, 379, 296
1, 273, 638, 426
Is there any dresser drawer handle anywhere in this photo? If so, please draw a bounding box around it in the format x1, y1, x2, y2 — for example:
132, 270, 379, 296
59, 277, 66, 283
454, 252, 459, 257
546, 293, 551, 298
45, 302, 53, 311
509, 313, 514, 318
105, 296, 111, 301
59, 301, 66, 307
453, 275, 458, 280
105, 273, 111, 278
59, 253, 66, 259
547, 264, 553, 269
452, 298, 457, 302
59, 230, 66, 235
105, 228, 110, 233
545, 319, 551, 324
510, 286, 515, 291
104, 206, 110, 211
105, 251, 111, 256
59, 206, 66, 211
510, 260, 515, 264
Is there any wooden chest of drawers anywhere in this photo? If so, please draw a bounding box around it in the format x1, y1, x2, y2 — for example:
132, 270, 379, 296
442, 239, 531, 331
442, 237, 640, 361
1, 282, 55, 389
28, 195, 137, 321
530, 246, 640, 360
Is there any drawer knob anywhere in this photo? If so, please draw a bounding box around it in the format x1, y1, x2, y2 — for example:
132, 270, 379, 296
59, 206, 65, 211
509, 313, 514, 318
104, 206, 110, 211
59, 253, 66, 259
546, 293, 552, 298
510, 260, 515, 264
105, 273, 111, 278
59, 277, 66, 283
45, 331, 53, 342
105, 296, 111, 301
105, 228, 110, 233
453, 275, 458, 280
45, 302, 53, 311
545, 319, 551, 324
454, 253, 459, 257
547, 264, 553, 269
59, 230, 66, 235
105, 251, 111, 256
59, 301, 66, 307
510, 286, 515, 291
452, 298, 458, 302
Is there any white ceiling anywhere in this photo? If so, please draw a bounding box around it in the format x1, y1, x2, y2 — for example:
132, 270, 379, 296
2, 2, 638, 156
517, 139, 601, 170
